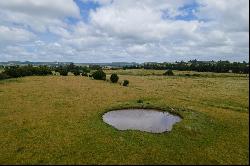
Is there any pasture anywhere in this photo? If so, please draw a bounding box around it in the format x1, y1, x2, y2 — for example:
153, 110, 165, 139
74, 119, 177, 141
0, 69, 248, 164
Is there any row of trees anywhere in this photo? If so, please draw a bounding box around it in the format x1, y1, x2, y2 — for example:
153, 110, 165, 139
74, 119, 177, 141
0, 63, 91, 80
53, 63, 90, 76
1, 65, 52, 79
123, 60, 249, 74
0, 63, 130, 86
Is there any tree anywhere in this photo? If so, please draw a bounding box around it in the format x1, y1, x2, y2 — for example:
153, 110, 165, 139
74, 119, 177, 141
3, 65, 52, 78
80, 66, 90, 73
82, 72, 88, 76
67, 63, 75, 71
110, 73, 119, 83
92, 70, 106, 80
72, 69, 80, 76
89, 65, 101, 70
0, 73, 10, 80
123, 80, 129, 86
59, 69, 68, 76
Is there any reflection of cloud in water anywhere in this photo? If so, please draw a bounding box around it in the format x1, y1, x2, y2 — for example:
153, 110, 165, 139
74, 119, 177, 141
103, 109, 182, 133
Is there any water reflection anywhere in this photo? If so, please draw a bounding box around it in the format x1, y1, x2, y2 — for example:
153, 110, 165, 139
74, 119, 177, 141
103, 109, 181, 133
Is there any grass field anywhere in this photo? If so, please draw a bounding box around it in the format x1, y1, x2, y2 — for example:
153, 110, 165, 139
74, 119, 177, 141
0, 69, 249, 164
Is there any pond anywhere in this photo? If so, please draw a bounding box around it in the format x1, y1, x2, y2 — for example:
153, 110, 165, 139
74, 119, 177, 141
102, 109, 182, 133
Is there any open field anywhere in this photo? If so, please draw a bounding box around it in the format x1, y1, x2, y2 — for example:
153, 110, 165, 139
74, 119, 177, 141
0, 69, 249, 164
104, 69, 249, 78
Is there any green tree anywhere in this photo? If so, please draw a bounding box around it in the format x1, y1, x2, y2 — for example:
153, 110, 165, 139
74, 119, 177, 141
110, 73, 119, 83
59, 69, 68, 76
123, 80, 129, 86
92, 70, 106, 80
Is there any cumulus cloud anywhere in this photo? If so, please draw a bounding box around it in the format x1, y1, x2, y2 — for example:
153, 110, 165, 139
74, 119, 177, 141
196, 0, 249, 32
0, 0, 249, 62
0, 0, 80, 32
89, 0, 200, 41
0, 25, 35, 43
0, 0, 80, 18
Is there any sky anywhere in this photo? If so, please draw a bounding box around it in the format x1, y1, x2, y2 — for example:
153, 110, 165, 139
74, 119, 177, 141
0, 0, 249, 63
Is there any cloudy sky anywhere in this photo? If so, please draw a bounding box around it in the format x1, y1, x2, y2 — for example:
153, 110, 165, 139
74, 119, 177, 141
0, 0, 249, 62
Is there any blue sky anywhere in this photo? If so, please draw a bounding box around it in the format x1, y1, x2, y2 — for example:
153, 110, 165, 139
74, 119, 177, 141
70, 0, 100, 23
0, 0, 249, 62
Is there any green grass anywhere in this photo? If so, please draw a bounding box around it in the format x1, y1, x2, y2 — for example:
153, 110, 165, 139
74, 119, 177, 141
0, 70, 249, 164
104, 69, 249, 78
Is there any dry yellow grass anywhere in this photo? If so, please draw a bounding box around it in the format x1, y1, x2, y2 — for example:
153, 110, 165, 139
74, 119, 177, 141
0, 71, 249, 164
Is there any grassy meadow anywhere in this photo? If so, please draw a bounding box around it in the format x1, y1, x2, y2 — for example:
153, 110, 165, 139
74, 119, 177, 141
0, 69, 249, 164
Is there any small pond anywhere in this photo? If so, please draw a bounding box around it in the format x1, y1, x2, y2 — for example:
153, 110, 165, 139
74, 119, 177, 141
102, 109, 182, 133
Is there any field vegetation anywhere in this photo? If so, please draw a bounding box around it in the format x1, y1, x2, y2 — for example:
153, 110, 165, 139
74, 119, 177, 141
0, 68, 248, 164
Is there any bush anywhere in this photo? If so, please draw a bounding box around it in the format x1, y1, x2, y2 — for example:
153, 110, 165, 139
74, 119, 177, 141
163, 69, 174, 76
123, 80, 129, 86
4, 66, 21, 78
0, 73, 10, 80
59, 69, 68, 76
3, 65, 52, 78
36, 66, 52, 75
72, 69, 80, 76
110, 73, 119, 83
92, 70, 106, 80
89, 65, 101, 70
193, 74, 201, 77
137, 99, 143, 103
82, 72, 88, 76
80, 66, 90, 74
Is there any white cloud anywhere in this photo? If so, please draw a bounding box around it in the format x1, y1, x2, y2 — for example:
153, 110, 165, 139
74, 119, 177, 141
0, 0, 249, 62
0, 0, 80, 18
89, 0, 200, 41
0, 25, 35, 44
0, 0, 80, 32
196, 0, 249, 32
127, 44, 149, 54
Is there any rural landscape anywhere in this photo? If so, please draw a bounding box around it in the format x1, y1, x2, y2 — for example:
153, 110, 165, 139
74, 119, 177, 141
0, 0, 249, 165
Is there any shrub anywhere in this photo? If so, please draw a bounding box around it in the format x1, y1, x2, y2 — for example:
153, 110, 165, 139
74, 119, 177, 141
72, 69, 80, 76
163, 69, 174, 76
82, 72, 88, 76
0, 73, 10, 80
4, 66, 21, 78
80, 66, 90, 74
67, 63, 75, 71
110, 73, 119, 83
89, 65, 101, 70
36, 66, 52, 75
137, 99, 143, 103
123, 80, 129, 86
59, 69, 68, 76
92, 70, 106, 80
193, 74, 201, 77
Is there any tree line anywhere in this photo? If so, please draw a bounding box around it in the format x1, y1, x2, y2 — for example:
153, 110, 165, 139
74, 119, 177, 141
1, 65, 52, 79
0, 63, 92, 79
0, 63, 131, 86
123, 60, 249, 74
1, 60, 248, 80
